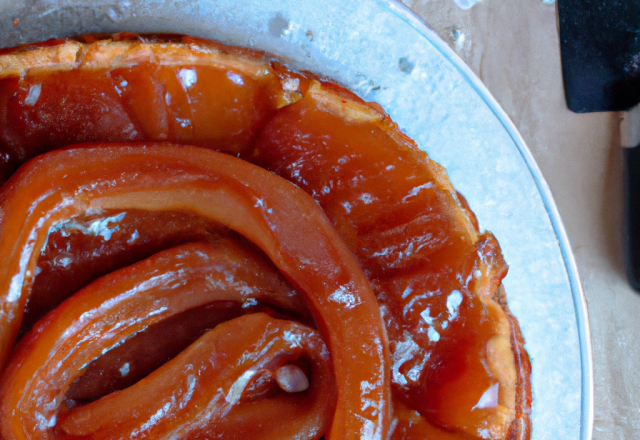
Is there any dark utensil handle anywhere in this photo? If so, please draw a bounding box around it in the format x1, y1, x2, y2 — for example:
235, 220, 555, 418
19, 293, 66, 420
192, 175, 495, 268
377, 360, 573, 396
625, 145, 640, 290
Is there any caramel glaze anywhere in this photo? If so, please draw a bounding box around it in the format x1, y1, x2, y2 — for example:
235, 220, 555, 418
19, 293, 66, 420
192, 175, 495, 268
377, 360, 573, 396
0, 35, 531, 440
24, 210, 238, 333
28, 210, 313, 408
250, 83, 524, 439
0, 35, 290, 181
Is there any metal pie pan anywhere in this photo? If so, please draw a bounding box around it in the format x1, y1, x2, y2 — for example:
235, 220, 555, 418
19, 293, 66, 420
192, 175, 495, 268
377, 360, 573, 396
0, 1, 593, 439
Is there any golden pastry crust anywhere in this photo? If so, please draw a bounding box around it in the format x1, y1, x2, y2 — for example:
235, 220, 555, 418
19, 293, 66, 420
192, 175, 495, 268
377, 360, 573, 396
495, 285, 532, 440
0, 36, 271, 79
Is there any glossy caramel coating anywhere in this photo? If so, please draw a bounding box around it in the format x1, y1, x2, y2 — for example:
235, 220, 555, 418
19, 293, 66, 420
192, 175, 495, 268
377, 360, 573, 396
0, 35, 292, 181
252, 82, 518, 437
0, 144, 390, 440
0, 35, 531, 440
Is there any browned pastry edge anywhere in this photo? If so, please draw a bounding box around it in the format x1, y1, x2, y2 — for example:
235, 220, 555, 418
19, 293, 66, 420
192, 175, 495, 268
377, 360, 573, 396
495, 284, 532, 440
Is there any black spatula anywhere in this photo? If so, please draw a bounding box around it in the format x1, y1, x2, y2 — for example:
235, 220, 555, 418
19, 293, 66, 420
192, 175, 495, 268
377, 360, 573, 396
558, 0, 640, 289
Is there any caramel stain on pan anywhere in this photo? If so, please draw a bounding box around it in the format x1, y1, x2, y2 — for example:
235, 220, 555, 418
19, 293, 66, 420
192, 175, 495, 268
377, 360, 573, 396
269, 14, 289, 38
398, 57, 415, 74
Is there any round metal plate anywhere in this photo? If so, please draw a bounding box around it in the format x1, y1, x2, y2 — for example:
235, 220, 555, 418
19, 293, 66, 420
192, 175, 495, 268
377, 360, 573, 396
0, 1, 593, 439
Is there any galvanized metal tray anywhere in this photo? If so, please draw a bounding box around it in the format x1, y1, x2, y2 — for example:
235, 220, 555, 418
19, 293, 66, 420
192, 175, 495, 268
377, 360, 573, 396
0, 1, 593, 438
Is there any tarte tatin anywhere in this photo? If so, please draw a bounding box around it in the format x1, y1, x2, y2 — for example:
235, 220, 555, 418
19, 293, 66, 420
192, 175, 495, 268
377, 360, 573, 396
0, 34, 531, 440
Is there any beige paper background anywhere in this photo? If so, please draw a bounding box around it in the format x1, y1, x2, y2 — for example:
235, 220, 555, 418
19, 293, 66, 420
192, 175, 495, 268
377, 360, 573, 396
402, 0, 632, 438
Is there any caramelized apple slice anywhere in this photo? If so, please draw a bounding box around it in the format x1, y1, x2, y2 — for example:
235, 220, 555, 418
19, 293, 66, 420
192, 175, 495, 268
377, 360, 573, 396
58, 314, 332, 440
23, 209, 302, 335
252, 81, 523, 438
0, 144, 389, 440
0, 35, 296, 181
1, 241, 330, 439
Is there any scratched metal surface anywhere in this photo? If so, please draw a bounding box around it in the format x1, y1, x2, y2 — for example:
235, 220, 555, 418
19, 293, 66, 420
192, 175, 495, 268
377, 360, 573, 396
0, 0, 592, 438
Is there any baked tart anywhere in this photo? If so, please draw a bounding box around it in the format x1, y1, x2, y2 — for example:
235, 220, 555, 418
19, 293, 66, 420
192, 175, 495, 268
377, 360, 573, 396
0, 34, 531, 440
